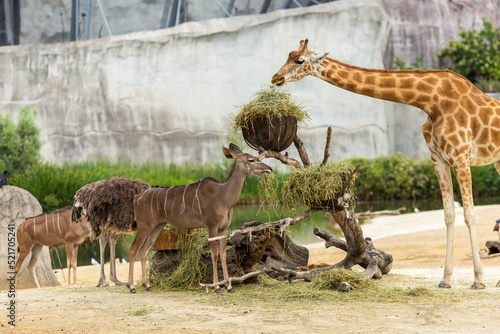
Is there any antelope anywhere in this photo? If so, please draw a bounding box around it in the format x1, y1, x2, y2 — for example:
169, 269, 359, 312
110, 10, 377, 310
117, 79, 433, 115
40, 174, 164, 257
15, 207, 90, 288
128, 144, 273, 293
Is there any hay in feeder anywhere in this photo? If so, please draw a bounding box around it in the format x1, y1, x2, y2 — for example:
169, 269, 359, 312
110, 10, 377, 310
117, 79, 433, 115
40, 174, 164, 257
312, 268, 376, 291
230, 85, 310, 135
260, 161, 356, 212
230, 85, 310, 151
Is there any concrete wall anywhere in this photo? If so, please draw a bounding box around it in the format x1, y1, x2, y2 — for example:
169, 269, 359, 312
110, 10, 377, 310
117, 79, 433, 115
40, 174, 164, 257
0, 0, 395, 166
2, 0, 500, 167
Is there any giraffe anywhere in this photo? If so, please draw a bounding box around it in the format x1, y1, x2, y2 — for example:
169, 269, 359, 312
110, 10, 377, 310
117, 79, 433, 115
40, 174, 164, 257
272, 39, 500, 289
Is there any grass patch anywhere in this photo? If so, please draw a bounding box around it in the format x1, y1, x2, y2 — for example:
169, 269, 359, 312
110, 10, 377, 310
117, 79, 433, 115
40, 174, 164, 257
199, 272, 452, 307
128, 308, 155, 316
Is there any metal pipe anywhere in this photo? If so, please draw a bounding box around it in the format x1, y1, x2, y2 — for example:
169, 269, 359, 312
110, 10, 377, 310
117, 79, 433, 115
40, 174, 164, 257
96, 0, 112, 36
83, 0, 92, 40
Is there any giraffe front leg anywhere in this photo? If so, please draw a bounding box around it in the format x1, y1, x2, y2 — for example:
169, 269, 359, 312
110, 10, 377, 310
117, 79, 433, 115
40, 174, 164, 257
432, 158, 455, 288
454, 164, 484, 289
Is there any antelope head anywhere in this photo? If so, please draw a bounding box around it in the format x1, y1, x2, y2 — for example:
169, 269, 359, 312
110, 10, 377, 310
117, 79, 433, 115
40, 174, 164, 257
222, 144, 273, 177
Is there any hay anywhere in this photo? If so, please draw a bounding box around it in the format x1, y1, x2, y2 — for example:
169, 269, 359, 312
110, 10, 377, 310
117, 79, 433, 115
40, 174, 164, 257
230, 84, 310, 135
149, 227, 210, 290
260, 161, 356, 212
312, 268, 376, 291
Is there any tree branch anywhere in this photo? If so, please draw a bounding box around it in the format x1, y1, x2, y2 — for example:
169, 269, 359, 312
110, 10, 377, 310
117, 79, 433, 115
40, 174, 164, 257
321, 127, 332, 166
207, 210, 314, 242
257, 149, 302, 168
293, 134, 311, 168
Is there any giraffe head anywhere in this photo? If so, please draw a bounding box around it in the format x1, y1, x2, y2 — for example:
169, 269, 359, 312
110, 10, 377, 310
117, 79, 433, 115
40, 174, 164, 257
271, 39, 329, 86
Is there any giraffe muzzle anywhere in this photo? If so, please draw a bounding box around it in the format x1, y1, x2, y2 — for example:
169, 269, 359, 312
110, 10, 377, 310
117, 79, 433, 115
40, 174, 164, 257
271, 74, 285, 86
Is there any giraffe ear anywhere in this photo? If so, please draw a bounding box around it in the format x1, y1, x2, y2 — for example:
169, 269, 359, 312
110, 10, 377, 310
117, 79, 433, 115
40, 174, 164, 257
310, 52, 329, 64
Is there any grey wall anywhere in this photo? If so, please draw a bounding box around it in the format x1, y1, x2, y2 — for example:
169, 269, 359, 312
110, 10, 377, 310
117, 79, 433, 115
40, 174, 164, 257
2, 0, 500, 167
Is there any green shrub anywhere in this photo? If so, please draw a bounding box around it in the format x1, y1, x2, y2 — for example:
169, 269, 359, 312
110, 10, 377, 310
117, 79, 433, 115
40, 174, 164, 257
437, 19, 500, 85
0, 107, 41, 174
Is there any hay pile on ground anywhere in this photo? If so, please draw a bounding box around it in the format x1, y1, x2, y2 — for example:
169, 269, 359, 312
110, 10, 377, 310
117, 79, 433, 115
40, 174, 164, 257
149, 227, 210, 290
312, 268, 375, 291
230, 84, 310, 134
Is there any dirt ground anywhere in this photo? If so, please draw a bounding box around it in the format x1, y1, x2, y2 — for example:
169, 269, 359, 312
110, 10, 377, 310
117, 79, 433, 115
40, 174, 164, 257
2, 205, 500, 333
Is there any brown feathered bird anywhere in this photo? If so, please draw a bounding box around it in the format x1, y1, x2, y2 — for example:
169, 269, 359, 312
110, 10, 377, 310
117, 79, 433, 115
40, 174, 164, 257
72, 177, 150, 287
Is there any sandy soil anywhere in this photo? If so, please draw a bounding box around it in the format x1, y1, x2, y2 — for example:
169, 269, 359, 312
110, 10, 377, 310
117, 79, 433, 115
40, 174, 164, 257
2, 205, 500, 333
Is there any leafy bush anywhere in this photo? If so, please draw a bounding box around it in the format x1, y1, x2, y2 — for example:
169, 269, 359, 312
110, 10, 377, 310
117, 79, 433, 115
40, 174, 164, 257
437, 19, 500, 85
0, 107, 41, 174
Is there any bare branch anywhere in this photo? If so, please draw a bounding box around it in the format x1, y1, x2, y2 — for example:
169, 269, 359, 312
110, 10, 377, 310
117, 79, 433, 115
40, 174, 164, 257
321, 127, 332, 166
257, 148, 302, 168
207, 210, 314, 242
293, 134, 311, 168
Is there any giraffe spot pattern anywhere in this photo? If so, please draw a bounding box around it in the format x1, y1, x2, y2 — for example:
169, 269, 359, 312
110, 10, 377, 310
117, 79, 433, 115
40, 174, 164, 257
399, 78, 416, 89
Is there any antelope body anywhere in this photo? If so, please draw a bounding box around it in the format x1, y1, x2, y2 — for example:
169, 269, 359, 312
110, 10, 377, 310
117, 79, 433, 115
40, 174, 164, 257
128, 144, 272, 293
15, 207, 90, 288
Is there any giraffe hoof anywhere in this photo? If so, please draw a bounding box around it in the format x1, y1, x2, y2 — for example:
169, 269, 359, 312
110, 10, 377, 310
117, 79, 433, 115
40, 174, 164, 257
130, 288, 137, 294
438, 281, 451, 289
228, 288, 236, 293
145, 287, 153, 292
471, 282, 485, 290
496, 280, 500, 288
215, 289, 222, 294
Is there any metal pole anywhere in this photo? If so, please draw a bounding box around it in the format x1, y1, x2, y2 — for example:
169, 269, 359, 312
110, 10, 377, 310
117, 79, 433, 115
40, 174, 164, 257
3, 0, 13, 45
260, 0, 272, 14
70, 0, 79, 41
160, 0, 171, 29
96, 0, 112, 36
168, 0, 178, 27
83, 0, 92, 40
226, 0, 235, 17
175, 0, 182, 26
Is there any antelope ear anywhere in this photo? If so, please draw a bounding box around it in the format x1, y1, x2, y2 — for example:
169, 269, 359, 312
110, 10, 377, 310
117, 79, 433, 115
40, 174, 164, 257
310, 52, 329, 64
222, 146, 235, 159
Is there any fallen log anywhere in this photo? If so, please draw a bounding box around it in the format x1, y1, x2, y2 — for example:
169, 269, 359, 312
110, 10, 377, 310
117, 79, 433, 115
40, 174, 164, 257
353, 207, 406, 218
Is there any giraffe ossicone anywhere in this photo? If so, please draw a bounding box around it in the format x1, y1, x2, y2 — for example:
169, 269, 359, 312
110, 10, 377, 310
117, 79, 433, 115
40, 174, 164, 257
272, 39, 500, 289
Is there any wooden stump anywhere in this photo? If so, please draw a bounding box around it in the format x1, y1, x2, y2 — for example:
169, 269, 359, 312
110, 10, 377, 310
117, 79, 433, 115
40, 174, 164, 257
150, 223, 309, 286
485, 240, 500, 254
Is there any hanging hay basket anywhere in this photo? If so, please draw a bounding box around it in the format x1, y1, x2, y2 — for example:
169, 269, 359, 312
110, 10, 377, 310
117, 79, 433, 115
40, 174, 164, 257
230, 85, 310, 153
260, 161, 357, 212
242, 115, 298, 151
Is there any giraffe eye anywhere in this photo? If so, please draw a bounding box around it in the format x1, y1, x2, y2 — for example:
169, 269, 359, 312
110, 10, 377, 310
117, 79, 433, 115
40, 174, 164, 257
296, 59, 305, 65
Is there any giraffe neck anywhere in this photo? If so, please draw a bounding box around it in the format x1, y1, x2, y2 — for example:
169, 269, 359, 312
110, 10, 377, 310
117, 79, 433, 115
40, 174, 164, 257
313, 58, 459, 117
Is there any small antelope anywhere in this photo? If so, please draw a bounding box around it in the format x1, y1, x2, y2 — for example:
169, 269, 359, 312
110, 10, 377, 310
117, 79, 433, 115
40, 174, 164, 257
128, 144, 273, 293
15, 207, 90, 288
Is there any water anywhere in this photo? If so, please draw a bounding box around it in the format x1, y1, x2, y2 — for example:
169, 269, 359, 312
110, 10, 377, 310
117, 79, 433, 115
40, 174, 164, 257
49, 197, 500, 269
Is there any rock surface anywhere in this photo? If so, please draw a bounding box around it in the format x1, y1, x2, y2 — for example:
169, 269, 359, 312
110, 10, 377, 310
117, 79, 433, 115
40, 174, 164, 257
0, 186, 60, 289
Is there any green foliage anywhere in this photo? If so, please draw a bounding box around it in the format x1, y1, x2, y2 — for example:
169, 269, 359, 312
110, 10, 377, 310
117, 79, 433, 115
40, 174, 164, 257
391, 54, 428, 70
437, 19, 500, 85
9, 154, 499, 213
9, 160, 263, 212
0, 107, 41, 174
